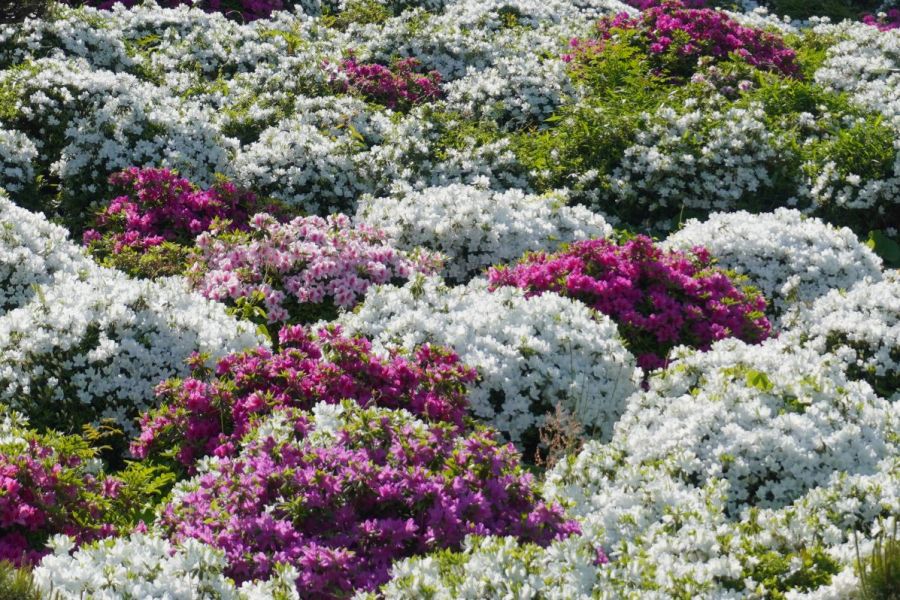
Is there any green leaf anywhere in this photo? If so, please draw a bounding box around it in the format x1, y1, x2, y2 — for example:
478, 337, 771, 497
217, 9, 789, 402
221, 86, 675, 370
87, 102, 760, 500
867, 230, 900, 268
745, 369, 774, 393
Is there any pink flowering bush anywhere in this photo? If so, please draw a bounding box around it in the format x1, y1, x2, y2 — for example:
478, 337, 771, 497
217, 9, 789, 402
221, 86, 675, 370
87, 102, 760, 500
159, 401, 579, 597
0, 412, 172, 567
862, 8, 900, 29
488, 236, 771, 371
131, 324, 476, 470
567, 1, 799, 80
189, 213, 440, 325
332, 55, 443, 110
83, 168, 269, 278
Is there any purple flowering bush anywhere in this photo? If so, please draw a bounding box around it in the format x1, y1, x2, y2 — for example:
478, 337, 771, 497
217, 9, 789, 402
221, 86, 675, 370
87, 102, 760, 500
131, 324, 476, 470
488, 236, 771, 371
159, 401, 578, 597
83, 168, 268, 278
568, 1, 799, 80
188, 213, 440, 325
332, 55, 443, 110
862, 8, 900, 29
0, 411, 173, 567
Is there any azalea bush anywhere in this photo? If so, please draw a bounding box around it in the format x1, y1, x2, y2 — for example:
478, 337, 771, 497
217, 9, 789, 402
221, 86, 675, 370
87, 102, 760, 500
83, 168, 268, 278
489, 236, 771, 370
333, 55, 443, 110
160, 401, 578, 596
188, 213, 440, 326
132, 324, 476, 470
570, 1, 799, 81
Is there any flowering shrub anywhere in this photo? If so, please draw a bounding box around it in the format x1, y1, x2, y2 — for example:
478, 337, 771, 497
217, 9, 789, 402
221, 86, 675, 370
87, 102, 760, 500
83, 168, 262, 253
664, 208, 883, 318
862, 9, 900, 30
61, 0, 289, 22
338, 276, 640, 445
83, 168, 266, 278
33, 533, 302, 599
132, 324, 476, 469
160, 401, 578, 596
333, 55, 443, 110
489, 236, 771, 371
569, 1, 799, 80
783, 272, 900, 400
356, 184, 612, 284
614, 337, 896, 513
189, 213, 439, 325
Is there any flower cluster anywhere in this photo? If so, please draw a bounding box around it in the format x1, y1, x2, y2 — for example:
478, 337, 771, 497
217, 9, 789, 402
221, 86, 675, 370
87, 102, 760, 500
338, 276, 640, 445
83, 168, 263, 255
664, 208, 884, 318
783, 271, 900, 400
333, 55, 443, 110
61, 0, 288, 22
33, 533, 303, 599
0, 194, 262, 434
862, 9, 900, 30
190, 212, 439, 324
0, 410, 115, 566
356, 184, 612, 284
489, 236, 770, 370
132, 324, 476, 469
160, 402, 577, 596
570, 1, 799, 79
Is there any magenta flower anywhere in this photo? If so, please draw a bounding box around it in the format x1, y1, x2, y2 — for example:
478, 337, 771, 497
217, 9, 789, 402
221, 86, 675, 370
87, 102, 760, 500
131, 325, 477, 470
488, 237, 771, 371
570, 0, 799, 80
160, 402, 578, 597
331, 54, 443, 110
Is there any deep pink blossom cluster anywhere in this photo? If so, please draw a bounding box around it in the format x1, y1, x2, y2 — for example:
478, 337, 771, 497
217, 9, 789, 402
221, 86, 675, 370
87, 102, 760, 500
82, 168, 265, 253
566, 0, 798, 78
626, 0, 706, 8
189, 213, 440, 324
862, 9, 900, 30
0, 437, 115, 566
159, 403, 578, 597
62, 0, 285, 21
333, 56, 443, 109
488, 236, 771, 371
131, 325, 477, 469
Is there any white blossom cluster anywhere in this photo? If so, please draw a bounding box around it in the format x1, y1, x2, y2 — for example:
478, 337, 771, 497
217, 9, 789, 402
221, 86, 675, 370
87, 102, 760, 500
613, 337, 897, 513
0, 197, 262, 432
0, 56, 234, 211
782, 271, 900, 400
337, 275, 640, 443
34, 533, 301, 600
0, 191, 88, 313
372, 428, 899, 599
356, 183, 612, 283
0, 129, 36, 193
610, 100, 777, 214
664, 208, 883, 318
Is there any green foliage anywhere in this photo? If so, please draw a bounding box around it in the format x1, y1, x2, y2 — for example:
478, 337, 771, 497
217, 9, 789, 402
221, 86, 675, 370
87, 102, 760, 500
856, 520, 900, 600
322, 0, 391, 30
867, 230, 900, 269
0, 562, 45, 600
88, 240, 195, 279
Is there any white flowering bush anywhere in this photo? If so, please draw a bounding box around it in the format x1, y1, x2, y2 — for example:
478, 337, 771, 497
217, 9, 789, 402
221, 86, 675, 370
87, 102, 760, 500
610, 99, 777, 215
337, 275, 640, 444
0, 200, 262, 433
613, 337, 897, 513
0, 57, 234, 221
782, 271, 900, 400
33, 533, 300, 600
356, 184, 612, 283
664, 208, 883, 317
0, 129, 36, 193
